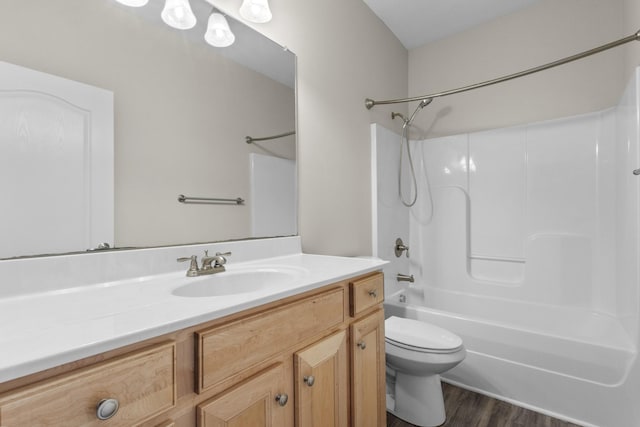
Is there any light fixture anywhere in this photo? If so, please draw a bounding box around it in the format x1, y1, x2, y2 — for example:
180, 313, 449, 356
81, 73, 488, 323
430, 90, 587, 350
161, 0, 197, 30
114, 0, 149, 6
239, 0, 272, 23
204, 13, 235, 47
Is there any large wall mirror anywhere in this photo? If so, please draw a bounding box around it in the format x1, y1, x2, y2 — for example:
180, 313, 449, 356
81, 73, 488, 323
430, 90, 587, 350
0, 0, 296, 259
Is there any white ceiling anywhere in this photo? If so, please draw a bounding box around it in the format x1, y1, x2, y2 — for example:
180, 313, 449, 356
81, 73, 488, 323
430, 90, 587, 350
363, 0, 541, 50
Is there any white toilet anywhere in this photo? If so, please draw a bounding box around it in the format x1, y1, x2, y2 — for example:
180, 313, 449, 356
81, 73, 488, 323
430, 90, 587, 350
385, 316, 466, 427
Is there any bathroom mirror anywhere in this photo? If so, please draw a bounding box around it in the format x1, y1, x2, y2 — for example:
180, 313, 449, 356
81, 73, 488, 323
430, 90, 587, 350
0, 0, 296, 259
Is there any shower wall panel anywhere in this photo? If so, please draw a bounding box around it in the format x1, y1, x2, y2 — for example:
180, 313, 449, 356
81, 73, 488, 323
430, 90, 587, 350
410, 91, 637, 318
372, 124, 410, 297
615, 68, 640, 339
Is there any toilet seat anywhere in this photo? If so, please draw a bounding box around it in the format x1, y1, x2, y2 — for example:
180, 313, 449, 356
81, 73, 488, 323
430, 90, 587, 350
385, 316, 463, 354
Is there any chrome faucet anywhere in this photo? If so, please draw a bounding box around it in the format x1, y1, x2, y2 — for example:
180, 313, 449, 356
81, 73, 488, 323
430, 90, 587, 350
177, 251, 231, 277
397, 273, 414, 283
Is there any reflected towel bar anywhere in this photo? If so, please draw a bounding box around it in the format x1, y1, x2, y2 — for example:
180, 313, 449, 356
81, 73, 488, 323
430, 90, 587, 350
246, 131, 295, 144
178, 195, 245, 205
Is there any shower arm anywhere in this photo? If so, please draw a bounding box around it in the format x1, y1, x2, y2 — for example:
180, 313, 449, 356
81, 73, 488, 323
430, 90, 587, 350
365, 29, 640, 109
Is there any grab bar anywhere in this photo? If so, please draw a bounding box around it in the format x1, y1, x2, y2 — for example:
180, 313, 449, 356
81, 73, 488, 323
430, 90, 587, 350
245, 131, 295, 144
177, 195, 245, 205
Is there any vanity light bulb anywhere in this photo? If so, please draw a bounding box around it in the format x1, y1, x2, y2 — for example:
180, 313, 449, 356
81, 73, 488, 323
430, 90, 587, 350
161, 0, 197, 30
115, 0, 149, 6
204, 13, 235, 48
239, 0, 272, 23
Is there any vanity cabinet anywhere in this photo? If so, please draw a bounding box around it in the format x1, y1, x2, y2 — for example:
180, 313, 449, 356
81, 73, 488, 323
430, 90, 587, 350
0, 342, 176, 426
197, 363, 290, 426
0, 271, 385, 427
294, 330, 348, 426
351, 309, 386, 427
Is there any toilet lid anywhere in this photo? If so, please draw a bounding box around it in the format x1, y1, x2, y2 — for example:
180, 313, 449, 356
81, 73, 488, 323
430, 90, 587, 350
385, 316, 463, 351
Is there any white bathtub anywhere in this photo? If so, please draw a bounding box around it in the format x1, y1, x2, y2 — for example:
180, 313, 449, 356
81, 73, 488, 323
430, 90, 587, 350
384, 287, 638, 426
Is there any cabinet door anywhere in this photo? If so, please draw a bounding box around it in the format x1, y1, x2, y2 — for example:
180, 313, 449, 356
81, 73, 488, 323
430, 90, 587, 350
294, 330, 348, 427
197, 363, 292, 427
351, 309, 386, 427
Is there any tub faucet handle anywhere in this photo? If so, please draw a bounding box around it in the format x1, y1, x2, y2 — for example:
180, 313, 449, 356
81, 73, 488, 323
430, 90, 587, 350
395, 238, 409, 258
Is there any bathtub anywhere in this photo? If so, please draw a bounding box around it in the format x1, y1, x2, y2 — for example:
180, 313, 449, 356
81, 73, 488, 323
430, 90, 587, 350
384, 287, 638, 426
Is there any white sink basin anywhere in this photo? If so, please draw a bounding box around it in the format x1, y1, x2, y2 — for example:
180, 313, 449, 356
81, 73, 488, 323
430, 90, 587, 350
171, 266, 308, 297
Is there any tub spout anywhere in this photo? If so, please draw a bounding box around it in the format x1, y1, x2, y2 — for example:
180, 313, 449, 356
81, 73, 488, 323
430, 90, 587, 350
397, 273, 414, 283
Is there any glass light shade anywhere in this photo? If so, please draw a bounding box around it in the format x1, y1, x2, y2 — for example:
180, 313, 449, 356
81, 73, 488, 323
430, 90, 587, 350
204, 13, 235, 47
239, 0, 272, 23
161, 0, 197, 30
114, 0, 149, 6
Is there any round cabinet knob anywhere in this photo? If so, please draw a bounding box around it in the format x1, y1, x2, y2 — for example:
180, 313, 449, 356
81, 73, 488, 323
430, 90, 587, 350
275, 393, 289, 407
357, 341, 367, 350
96, 398, 119, 420
368, 290, 377, 298
303, 375, 315, 387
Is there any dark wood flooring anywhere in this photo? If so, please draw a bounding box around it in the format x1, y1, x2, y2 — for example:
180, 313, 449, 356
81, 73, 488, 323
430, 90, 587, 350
386, 383, 583, 427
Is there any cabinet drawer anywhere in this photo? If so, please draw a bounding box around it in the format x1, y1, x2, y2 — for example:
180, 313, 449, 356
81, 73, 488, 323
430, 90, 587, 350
350, 273, 384, 316
0, 342, 176, 427
196, 288, 345, 393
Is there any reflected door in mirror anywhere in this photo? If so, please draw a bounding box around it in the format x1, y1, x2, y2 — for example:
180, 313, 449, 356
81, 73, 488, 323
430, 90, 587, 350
0, 61, 113, 258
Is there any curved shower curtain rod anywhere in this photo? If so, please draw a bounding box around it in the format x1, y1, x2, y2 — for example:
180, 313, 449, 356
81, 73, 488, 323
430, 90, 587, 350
365, 29, 640, 110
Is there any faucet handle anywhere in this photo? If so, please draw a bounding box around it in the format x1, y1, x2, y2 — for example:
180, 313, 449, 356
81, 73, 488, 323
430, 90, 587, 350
214, 251, 231, 265
177, 255, 199, 276
395, 238, 410, 258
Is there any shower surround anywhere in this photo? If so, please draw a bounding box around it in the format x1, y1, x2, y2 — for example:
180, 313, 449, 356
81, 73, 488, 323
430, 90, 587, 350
372, 68, 640, 426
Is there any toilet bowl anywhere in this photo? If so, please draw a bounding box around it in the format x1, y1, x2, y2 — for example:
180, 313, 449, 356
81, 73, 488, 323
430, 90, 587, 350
385, 316, 466, 427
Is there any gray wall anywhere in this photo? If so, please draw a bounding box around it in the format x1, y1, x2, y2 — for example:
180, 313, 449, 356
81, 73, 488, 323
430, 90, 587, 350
218, 0, 410, 256
407, 0, 634, 138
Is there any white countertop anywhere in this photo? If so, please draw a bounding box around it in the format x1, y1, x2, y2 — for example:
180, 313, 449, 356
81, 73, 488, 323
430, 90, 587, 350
0, 250, 386, 383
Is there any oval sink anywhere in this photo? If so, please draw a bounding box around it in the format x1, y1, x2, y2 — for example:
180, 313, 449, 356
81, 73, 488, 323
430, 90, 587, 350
172, 267, 306, 297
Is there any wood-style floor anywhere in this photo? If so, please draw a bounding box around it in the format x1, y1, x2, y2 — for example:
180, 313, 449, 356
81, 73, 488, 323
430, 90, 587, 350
386, 383, 583, 427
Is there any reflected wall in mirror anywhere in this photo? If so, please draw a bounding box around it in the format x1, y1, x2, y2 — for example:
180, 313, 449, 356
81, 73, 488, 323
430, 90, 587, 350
0, 0, 296, 259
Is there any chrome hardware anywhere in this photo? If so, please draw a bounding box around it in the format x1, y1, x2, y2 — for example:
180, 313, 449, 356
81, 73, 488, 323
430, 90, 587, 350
178, 194, 244, 205
357, 341, 367, 350
399, 293, 407, 303
397, 273, 414, 283
177, 255, 200, 277
304, 375, 315, 387
634, 169, 640, 175
365, 30, 640, 110
368, 290, 378, 298
201, 250, 230, 273
96, 398, 119, 420
275, 393, 289, 407
246, 131, 295, 144
394, 238, 409, 258
88, 242, 111, 251
179, 250, 231, 277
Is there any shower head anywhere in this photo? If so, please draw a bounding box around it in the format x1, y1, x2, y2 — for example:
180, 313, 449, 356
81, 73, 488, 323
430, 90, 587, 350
418, 98, 434, 109
406, 98, 433, 127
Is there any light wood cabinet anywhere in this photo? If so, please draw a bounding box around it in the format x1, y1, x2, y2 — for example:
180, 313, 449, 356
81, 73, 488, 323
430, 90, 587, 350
0, 342, 176, 427
351, 309, 386, 427
196, 288, 345, 394
350, 273, 384, 316
294, 330, 348, 426
197, 363, 291, 427
0, 271, 385, 427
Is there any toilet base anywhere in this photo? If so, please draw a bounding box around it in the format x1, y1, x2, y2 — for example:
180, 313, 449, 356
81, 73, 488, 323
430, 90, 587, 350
391, 372, 446, 427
